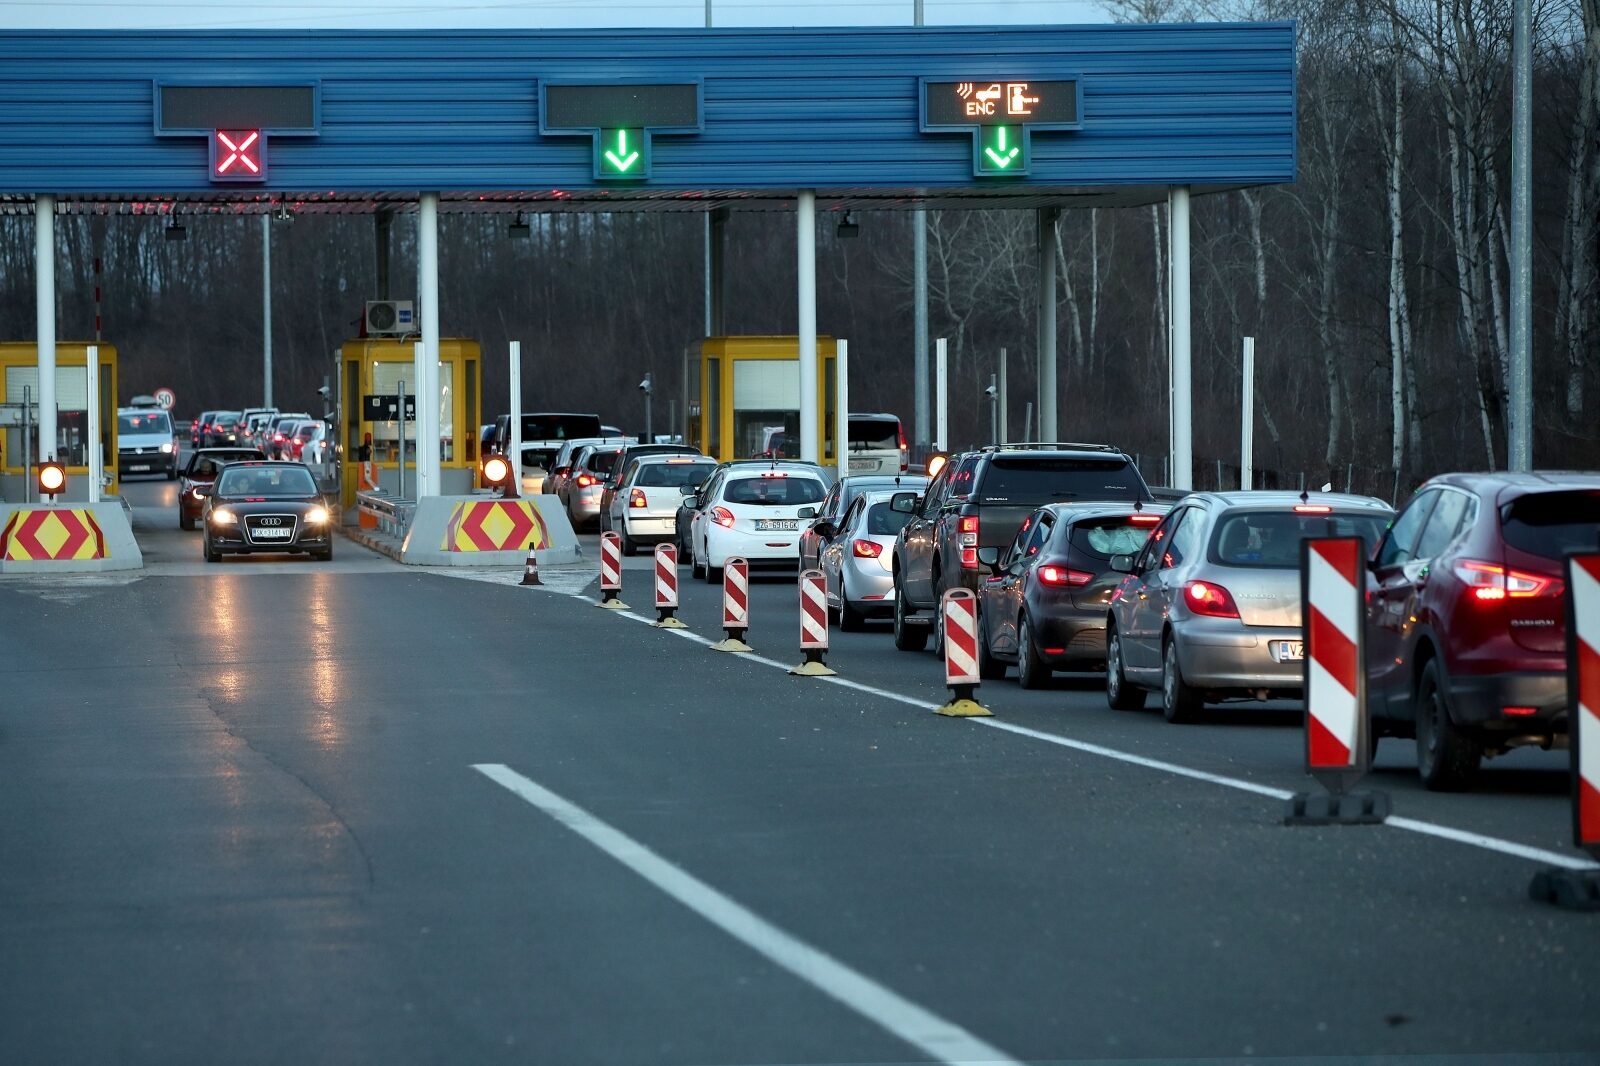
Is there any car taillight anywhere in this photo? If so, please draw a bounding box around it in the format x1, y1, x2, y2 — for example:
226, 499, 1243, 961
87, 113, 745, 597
711, 506, 735, 528
1294, 504, 1333, 514
1129, 513, 1161, 525
852, 539, 882, 558
1184, 580, 1241, 618
959, 515, 980, 568
1453, 560, 1560, 601
576, 474, 597, 488
273, 433, 285, 442
629, 488, 648, 509
1037, 565, 1093, 587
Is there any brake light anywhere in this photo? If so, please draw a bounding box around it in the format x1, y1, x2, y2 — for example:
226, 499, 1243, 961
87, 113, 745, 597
1184, 580, 1241, 618
1037, 565, 1094, 587
629, 487, 648, 509
852, 539, 882, 558
273, 433, 285, 442
959, 514, 979, 543
1503, 705, 1538, 717
576, 474, 597, 488
760, 472, 788, 479
711, 506, 735, 528
1294, 504, 1333, 513
1453, 560, 1560, 601
1129, 513, 1161, 525
961, 547, 978, 568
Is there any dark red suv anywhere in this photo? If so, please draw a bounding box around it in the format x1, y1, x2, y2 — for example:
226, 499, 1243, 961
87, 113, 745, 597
1366, 472, 1600, 790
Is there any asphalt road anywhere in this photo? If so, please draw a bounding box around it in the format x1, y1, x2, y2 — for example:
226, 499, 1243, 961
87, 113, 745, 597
2, 477, 1597, 1064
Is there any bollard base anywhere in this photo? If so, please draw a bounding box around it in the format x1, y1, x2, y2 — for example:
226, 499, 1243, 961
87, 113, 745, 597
709, 637, 754, 653
1528, 868, 1600, 911
935, 698, 993, 718
653, 615, 689, 630
789, 659, 838, 677
596, 598, 630, 610
1283, 790, 1391, 826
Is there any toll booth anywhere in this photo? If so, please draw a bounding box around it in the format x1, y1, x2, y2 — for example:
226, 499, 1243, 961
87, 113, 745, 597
339, 337, 481, 512
0, 341, 118, 502
686, 336, 838, 464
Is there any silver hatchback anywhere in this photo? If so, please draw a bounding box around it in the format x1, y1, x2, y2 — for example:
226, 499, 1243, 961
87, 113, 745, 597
1105, 491, 1393, 722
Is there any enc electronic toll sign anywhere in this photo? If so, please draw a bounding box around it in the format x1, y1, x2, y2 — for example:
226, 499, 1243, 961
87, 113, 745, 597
153, 82, 321, 185
540, 81, 703, 182
920, 78, 1081, 178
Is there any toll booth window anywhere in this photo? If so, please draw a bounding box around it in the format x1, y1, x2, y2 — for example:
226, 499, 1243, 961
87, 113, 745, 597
732, 359, 799, 458
464, 359, 477, 463
437, 362, 454, 463
705, 358, 720, 456
5, 365, 92, 469
370, 361, 416, 465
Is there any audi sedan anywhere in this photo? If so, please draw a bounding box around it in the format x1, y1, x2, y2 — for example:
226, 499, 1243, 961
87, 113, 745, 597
200, 461, 334, 562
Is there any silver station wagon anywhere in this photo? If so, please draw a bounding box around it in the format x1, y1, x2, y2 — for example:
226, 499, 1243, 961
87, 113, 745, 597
1105, 491, 1393, 722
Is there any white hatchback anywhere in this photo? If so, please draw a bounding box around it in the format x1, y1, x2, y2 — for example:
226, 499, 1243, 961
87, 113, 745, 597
689, 468, 829, 582
608, 455, 718, 555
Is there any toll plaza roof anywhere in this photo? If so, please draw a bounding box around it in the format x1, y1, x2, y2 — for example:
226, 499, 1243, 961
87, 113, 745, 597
0, 23, 1296, 213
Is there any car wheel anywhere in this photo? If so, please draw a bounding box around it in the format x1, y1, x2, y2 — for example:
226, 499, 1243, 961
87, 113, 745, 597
315, 544, 334, 562
1106, 622, 1146, 710
930, 570, 947, 660
839, 575, 866, 633
166, 465, 177, 481
203, 533, 219, 563
702, 539, 721, 584
1414, 658, 1480, 791
1017, 615, 1049, 689
892, 573, 929, 651
1161, 635, 1204, 723
620, 527, 637, 556
976, 606, 1007, 680
179, 511, 194, 532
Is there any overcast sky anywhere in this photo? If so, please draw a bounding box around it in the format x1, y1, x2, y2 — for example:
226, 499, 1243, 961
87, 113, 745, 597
0, 0, 1111, 30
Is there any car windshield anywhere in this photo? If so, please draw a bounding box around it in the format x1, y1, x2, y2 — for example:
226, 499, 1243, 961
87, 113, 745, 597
638, 462, 714, 488
521, 414, 602, 440
521, 447, 562, 470
216, 466, 319, 498
294, 425, 318, 440
1070, 516, 1162, 559
119, 412, 171, 434
585, 450, 621, 475
1212, 510, 1390, 568
1501, 490, 1600, 561
977, 457, 1147, 503
863, 501, 913, 537
848, 418, 900, 449
724, 476, 825, 506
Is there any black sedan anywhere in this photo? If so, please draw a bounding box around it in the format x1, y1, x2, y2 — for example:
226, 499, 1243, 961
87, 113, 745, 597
200, 461, 334, 562
973, 502, 1170, 687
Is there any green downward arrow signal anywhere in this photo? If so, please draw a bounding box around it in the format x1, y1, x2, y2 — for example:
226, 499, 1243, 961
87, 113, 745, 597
984, 126, 1021, 170
603, 129, 641, 173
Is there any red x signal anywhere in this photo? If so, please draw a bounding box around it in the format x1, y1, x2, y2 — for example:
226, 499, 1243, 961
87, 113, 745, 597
210, 129, 266, 183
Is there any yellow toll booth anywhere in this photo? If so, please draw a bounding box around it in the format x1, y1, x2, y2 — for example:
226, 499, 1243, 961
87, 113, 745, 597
0, 341, 119, 501
339, 337, 481, 510
686, 336, 837, 464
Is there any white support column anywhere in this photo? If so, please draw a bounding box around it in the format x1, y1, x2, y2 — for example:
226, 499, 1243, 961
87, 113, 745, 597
1240, 336, 1255, 491
412, 341, 427, 499
418, 191, 441, 496
35, 194, 56, 465
509, 340, 523, 491
935, 337, 948, 451
1169, 186, 1193, 490
796, 191, 819, 463
86, 343, 101, 503
261, 213, 273, 408
835, 339, 849, 476
1037, 208, 1059, 441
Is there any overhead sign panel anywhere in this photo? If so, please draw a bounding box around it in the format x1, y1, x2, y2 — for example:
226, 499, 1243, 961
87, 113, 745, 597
923, 80, 1079, 127
155, 83, 319, 134
540, 80, 702, 182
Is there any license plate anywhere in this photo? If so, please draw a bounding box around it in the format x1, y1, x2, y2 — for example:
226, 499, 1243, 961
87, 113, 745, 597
251, 526, 292, 540
755, 519, 797, 532
129, 465, 149, 472
848, 459, 875, 471
1271, 640, 1304, 662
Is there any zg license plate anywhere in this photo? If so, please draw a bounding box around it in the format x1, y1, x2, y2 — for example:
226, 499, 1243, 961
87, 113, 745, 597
848, 459, 875, 471
755, 519, 797, 532
1271, 640, 1304, 662
129, 464, 149, 472
251, 526, 292, 540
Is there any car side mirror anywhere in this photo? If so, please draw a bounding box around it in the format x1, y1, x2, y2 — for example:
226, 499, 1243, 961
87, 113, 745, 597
798, 506, 817, 520
889, 491, 920, 514
812, 519, 835, 538
975, 545, 1002, 573
195, 486, 212, 498
679, 483, 697, 496
1109, 553, 1134, 574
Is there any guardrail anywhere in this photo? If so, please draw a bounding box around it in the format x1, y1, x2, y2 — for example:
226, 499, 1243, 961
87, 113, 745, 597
356, 490, 414, 539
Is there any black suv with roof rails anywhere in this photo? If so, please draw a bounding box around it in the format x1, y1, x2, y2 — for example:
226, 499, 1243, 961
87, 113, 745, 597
888, 443, 1154, 652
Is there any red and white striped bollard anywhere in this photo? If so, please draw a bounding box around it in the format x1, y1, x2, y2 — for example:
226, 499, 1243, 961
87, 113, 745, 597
597, 530, 627, 608
653, 543, 686, 629
789, 568, 836, 676
710, 557, 753, 653
935, 588, 991, 716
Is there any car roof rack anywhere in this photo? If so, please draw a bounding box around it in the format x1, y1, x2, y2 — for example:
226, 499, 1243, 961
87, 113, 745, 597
984, 441, 1124, 454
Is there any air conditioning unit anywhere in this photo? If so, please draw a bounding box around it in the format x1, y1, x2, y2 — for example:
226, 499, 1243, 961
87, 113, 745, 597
365, 299, 415, 336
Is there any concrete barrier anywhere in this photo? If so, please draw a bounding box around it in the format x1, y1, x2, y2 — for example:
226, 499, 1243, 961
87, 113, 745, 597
0, 500, 143, 573
399, 493, 580, 567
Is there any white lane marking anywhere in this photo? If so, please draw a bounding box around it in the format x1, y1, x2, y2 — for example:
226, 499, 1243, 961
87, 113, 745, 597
588, 587, 1600, 871
473, 763, 1021, 1066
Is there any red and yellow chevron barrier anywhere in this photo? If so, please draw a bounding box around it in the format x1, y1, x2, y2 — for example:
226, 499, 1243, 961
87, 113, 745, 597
441, 499, 551, 553
1, 508, 108, 561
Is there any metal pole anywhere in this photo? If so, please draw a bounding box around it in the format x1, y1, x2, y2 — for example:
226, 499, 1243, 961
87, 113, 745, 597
835, 339, 849, 476
35, 194, 56, 465
1021, 400, 1032, 443
912, 0, 929, 451
396, 376, 407, 499
509, 340, 523, 491
997, 346, 1008, 444
1169, 186, 1194, 490
935, 337, 948, 450
419, 192, 441, 497
1241, 336, 1255, 490
86, 344, 101, 503
643, 373, 654, 442
261, 213, 273, 408
22, 385, 31, 504
989, 373, 998, 445
1037, 207, 1059, 441
797, 191, 819, 463
1507, 0, 1533, 471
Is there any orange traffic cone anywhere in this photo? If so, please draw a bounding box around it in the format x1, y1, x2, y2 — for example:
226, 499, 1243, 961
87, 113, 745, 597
520, 545, 543, 586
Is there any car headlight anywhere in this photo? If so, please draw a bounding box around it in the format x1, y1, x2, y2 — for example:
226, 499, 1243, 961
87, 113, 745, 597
160, 442, 174, 453
211, 508, 237, 525
305, 507, 329, 524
